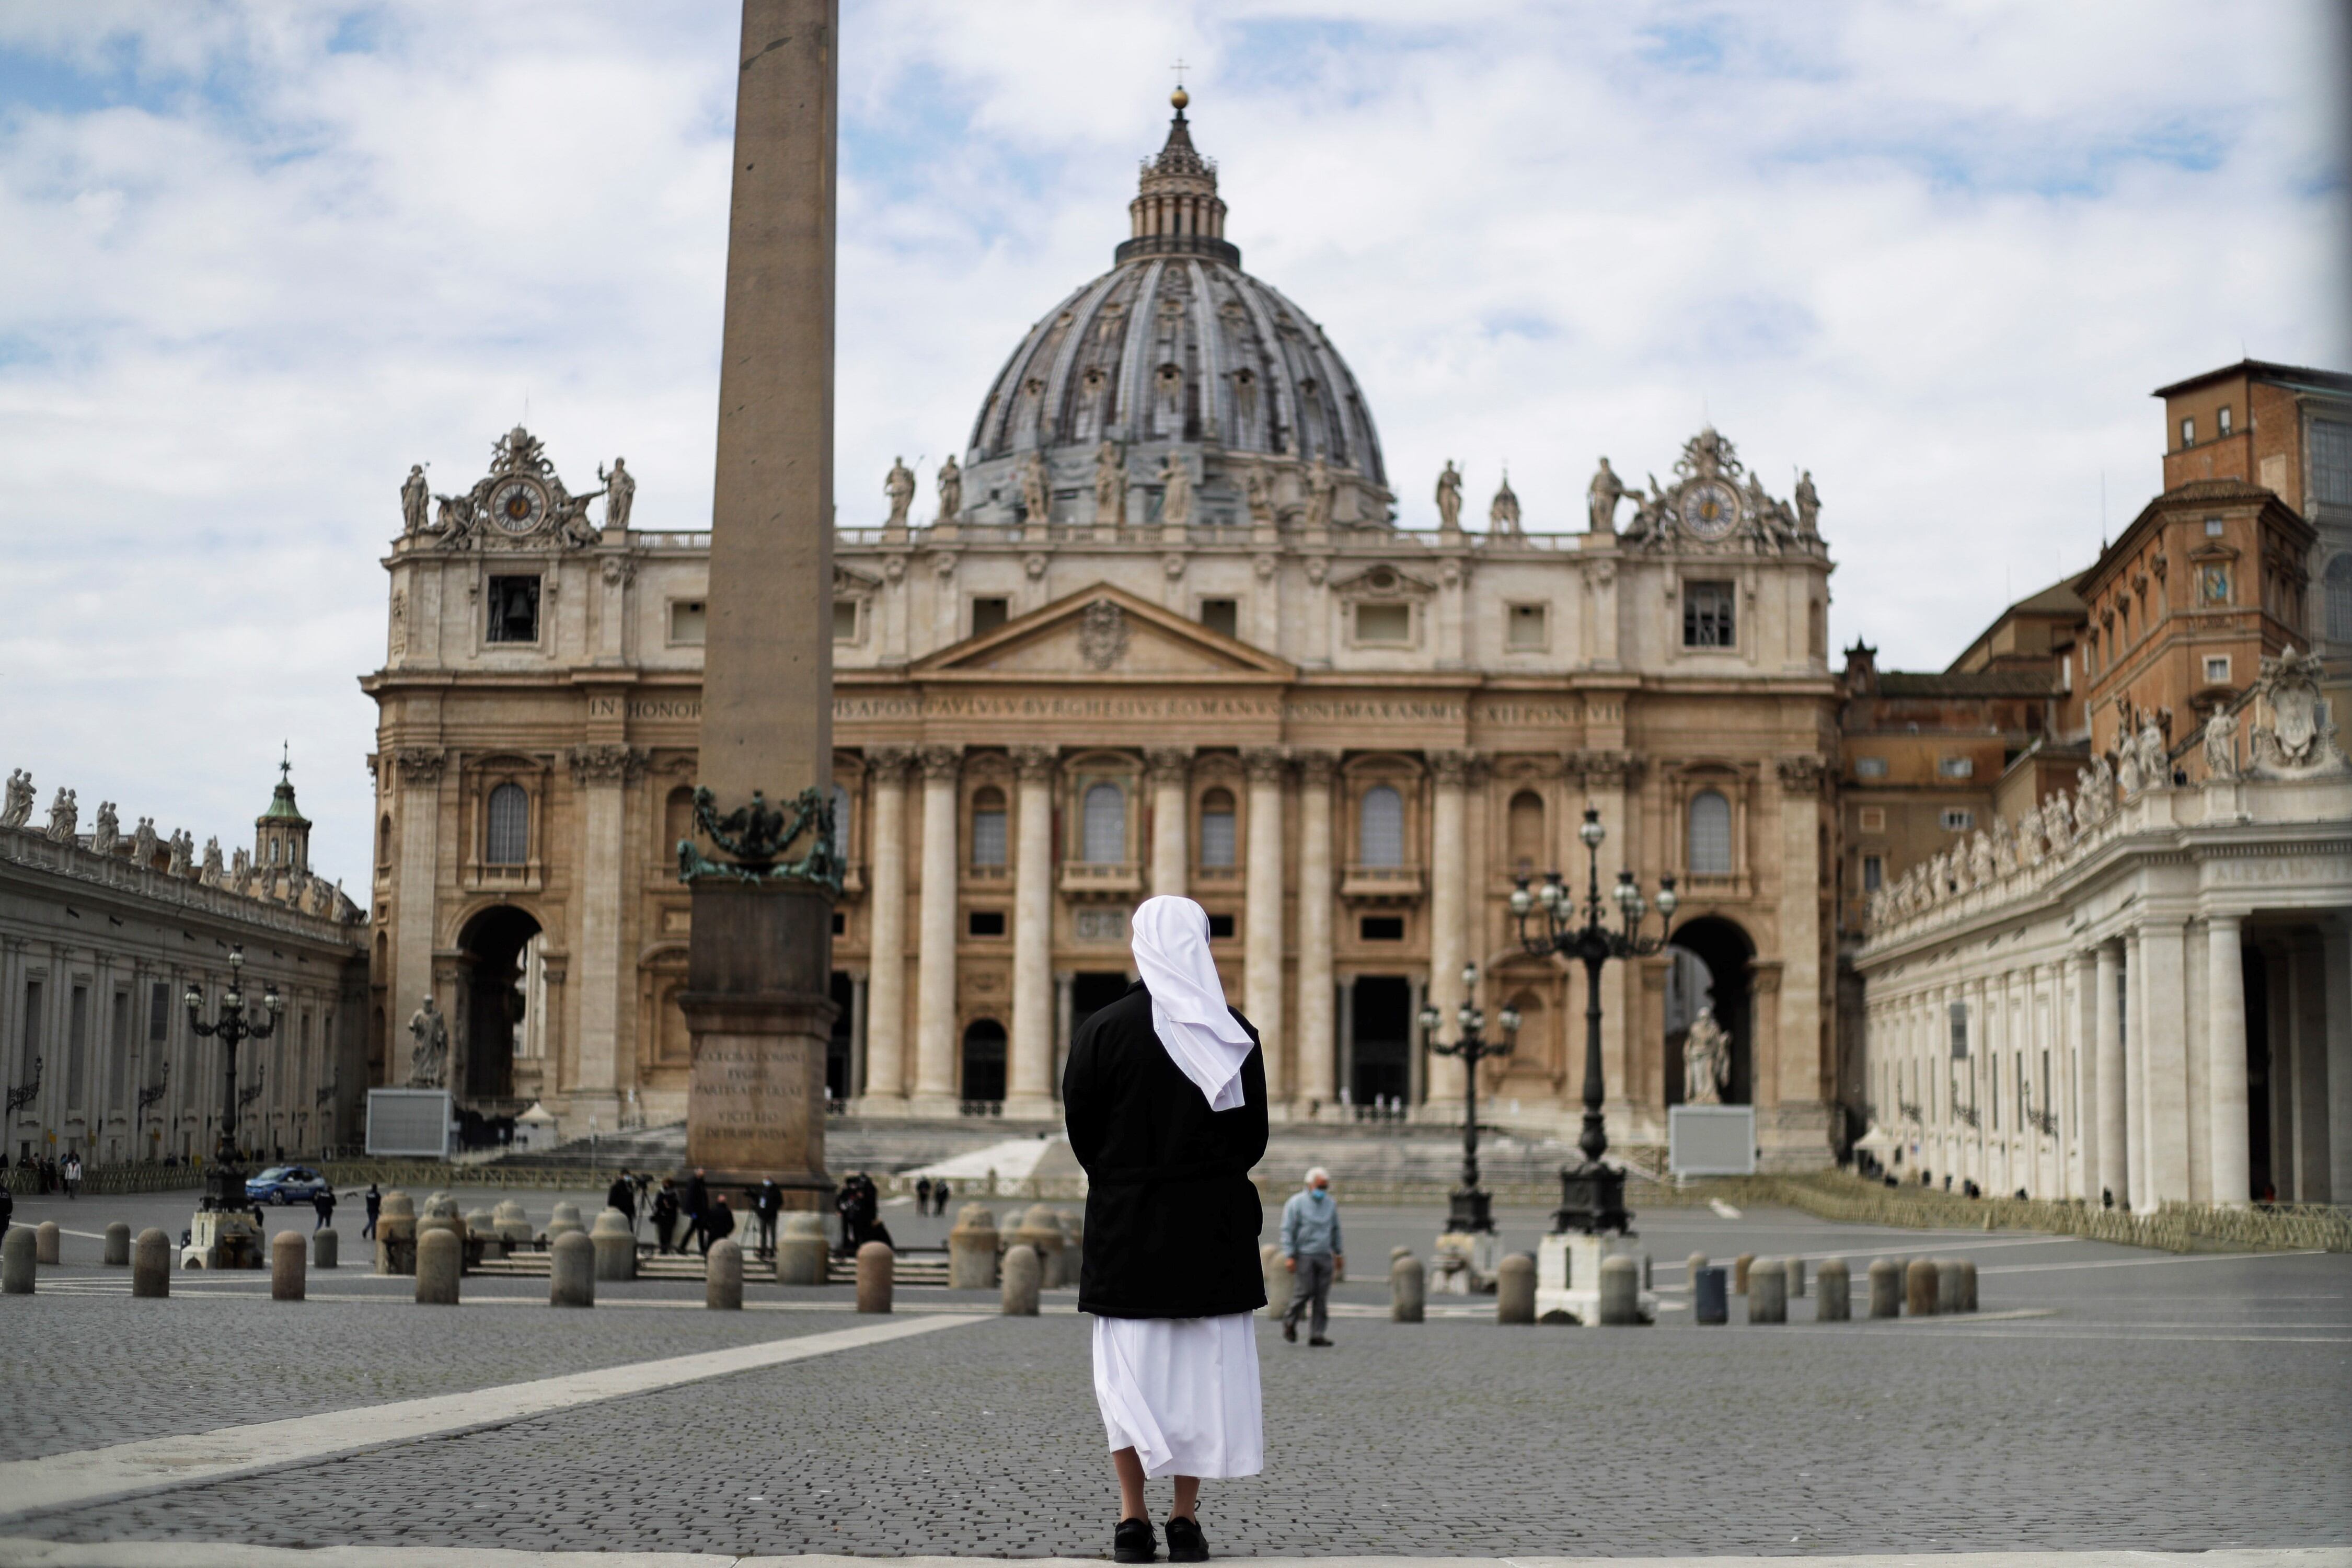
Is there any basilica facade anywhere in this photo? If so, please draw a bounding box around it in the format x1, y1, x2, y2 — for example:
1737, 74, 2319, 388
364, 97, 1843, 1166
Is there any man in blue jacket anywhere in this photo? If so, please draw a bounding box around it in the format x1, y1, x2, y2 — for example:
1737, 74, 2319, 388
1278, 1167, 1344, 1346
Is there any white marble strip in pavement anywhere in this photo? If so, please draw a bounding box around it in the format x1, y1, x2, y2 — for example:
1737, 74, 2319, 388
0, 1315, 977, 1524
0, 1546, 2344, 1567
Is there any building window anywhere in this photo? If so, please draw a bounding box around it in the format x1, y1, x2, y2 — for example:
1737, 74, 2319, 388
967, 910, 1006, 938
2327, 554, 2352, 642
669, 601, 706, 644
1687, 789, 1732, 875
1940, 808, 1975, 832
1354, 603, 1411, 644
1505, 603, 1548, 651
1198, 598, 1238, 639
1938, 756, 1974, 779
2180, 415, 2195, 448
960, 1019, 1006, 1102
1949, 1002, 1969, 1060
2203, 655, 2231, 685
1198, 789, 1237, 867
832, 784, 851, 860
1358, 785, 1404, 866
1858, 806, 1886, 833
1506, 790, 1544, 873
1862, 855, 1883, 892
148, 981, 170, 1041
1683, 581, 1735, 648
485, 784, 529, 864
2217, 405, 2232, 436
486, 575, 539, 643
833, 600, 859, 641
1359, 915, 1404, 941
2315, 419, 2352, 506
971, 786, 1007, 868
2205, 516, 2226, 537
1080, 782, 1126, 864
1206, 912, 1235, 939
972, 597, 1009, 637
1854, 757, 1888, 780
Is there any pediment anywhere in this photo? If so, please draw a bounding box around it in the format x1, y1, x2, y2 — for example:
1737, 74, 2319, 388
1330, 563, 1436, 600
913, 583, 1294, 679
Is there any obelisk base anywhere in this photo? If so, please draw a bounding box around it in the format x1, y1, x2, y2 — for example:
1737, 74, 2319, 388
679, 882, 837, 1207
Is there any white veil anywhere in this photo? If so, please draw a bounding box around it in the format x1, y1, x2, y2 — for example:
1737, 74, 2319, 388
1130, 895, 1255, 1111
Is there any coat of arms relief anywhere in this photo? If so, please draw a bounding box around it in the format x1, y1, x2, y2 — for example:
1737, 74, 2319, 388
2245, 645, 2348, 779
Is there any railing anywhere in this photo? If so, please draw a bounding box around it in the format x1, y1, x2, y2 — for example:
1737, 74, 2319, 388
959, 1100, 1005, 1119
1059, 861, 1142, 896
1340, 863, 1425, 901
3, 1161, 205, 1196
1765, 1171, 2352, 1254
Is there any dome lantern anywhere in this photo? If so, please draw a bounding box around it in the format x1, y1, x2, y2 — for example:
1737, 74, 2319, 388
1119, 91, 1236, 268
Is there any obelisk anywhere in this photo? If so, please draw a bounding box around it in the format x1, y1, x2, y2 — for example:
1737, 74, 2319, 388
680, 0, 839, 1204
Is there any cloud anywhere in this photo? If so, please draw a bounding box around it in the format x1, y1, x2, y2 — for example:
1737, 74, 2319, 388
0, 0, 2344, 885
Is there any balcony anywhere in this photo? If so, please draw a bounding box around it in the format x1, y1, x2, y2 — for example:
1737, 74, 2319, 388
1340, 863, 1425, 904
1059, 861, 1143, 900
1192, 864, 1240, 887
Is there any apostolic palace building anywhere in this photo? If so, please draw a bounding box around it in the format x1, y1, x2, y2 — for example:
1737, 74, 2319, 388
362, 97, 1846, 1167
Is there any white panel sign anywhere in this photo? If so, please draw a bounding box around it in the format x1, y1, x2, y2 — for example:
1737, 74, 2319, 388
1669, 1104, 1756, 1177
367, 1089, 453, 1159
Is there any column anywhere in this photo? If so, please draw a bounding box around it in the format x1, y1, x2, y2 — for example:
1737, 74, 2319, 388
912, 745, 962, 1114
1425, 752, 1469, 1113
1007, 746, 1057, 1119
2140, 920, 2190, 1205
1147, 748, 1190, 898
390, 750, 444, 1086
1335, 974, 1355, 1106
2123, 929, 2148, 1208
1294, 752, 1337, 1110
2206, 913, 2250, 1206
1242, 748, 1287, 1103
1775, 755, 1827, 1128
2327, 920, 2352, 1202
2072, 949, 2101, 1203
570, 745, 642, 1128
847, 974, 868, 1098
861, 750, 910, 1110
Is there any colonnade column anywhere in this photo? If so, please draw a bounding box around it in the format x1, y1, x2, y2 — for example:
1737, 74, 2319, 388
2070, 949, 2100, 1203
1424, 752, 1469, 1113
568, 744, 642, 1128
912, 745, 962, 1114
860, 748, 910, 1110
1147, 748, 1190, 899
1294, 752, 1337, 1111
1006, 746, 1057, 1119
2123, 929, 2148, 1208
2140, 920, 2189, 1205
1242, 748, 1287, 1103
2206, 913, 2250, 1206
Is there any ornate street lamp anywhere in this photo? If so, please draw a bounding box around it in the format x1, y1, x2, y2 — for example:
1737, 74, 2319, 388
1419, 963, 1521, 1238
1512, 808, 1676, 1235
185, 944, 282, 1212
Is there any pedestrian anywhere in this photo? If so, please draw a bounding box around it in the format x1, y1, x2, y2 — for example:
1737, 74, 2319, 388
682, 1167, 709, 1255
1278, 1167, 1344, 1347
933, 1178, 952, 1217
314, 1185, 337, 1233
702, 1194, 736, 1256
62, 1151, 82, 1199
1064, 895, 1266, 1565
361, 1183, 381, 1239
652, 1180, 682, 1254
916, 1176, 933, 1216
754, 1179, 782, 1256
606, 1171, 637, 1226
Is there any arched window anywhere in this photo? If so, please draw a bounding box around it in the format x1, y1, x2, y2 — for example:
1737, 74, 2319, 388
832, 784, 852, 860
1687, 789, 1732, 876
663, 787, 696, 855
1359, 785, 1404, 867
961, 1019, 1007, 1103
485, 783, 529, 865
1198, 788, 1237, 867
1081, 782, 1126, 864
2327, 553, 2352, 644
971, 786, 1008, 868
1506, 790, 1544, 873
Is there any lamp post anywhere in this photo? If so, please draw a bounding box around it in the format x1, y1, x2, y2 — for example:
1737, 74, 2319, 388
1419, 964, 1521, 1237
1512, 808, 1676, 1235
185, 944, 282, 1212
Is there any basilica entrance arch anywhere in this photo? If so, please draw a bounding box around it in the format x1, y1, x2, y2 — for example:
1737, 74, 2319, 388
1665, 916, 1754, 1105
455, 904, 539, 1110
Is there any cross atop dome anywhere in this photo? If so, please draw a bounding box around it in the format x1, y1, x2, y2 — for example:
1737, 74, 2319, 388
1120, 86, 1236, 267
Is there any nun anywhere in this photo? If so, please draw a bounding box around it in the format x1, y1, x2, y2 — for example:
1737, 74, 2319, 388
1064, 895, 1269, 1564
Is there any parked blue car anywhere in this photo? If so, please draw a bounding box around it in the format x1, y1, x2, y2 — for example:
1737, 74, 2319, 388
246, 1166, 328, 1204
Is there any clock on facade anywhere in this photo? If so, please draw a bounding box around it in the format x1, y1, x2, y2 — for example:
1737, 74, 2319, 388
1680, 479, 1740, 540
489, 479, 548, 534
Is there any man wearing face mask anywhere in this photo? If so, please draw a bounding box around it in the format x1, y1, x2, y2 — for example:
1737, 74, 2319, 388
1278, 1168, 1344, 1347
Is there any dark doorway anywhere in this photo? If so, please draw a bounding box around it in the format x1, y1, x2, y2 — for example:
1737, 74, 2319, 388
1664, 916, 1754, 1105
827, 972, 855, 1103
2244, 947, 2270, 1203
1071, 972, 1130, 1038
961, 1019, 1007, 1103
456, 905, 540, 1104
1351, 976, 1412, 1105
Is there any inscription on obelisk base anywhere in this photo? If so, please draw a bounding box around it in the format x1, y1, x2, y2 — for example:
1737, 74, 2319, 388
681, 884, 833, 1200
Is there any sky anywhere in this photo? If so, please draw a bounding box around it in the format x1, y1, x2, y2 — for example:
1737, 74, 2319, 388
1, 0, 2346, 888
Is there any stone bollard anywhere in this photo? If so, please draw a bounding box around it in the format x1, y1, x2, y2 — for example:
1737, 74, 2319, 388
550, 1230, 594, 1307
1733, 1252, 1755, 1295
1867, 1258, 1902, 1318
1959, 1258, 1979, 1312
1496, 1253, 1537, 1323
947, 1204, 1000, 1290
1905, 1257, 1938, 1316
1694, 1264, 1728, 1325
1016, 1206, 1065, 1288
856, 1241, 894, 1313
1390, 1244, 1412, 1262
1598, 1254, 1643, 1325
36, 1221, 61, 1265
1390, 1252, 1425, 1322
493, 1199, 533, 1246
1936, 1258, 1964, 1315
591, 1208, 637, 1282
775, 1212, 828, 1285
1260, 1242, 1295, 1320
547, 1201, 585, 1243
104, 1221, 131, 1266
1055, 1207, 1085, 1259
1, 1227, 33, 1294
132, 1228, 170, 1298
376, 1190, 417, 1275
1747, 1259, 1787, 1324
272, 1228, 307, 1302
1001, 1242, 1041, 1315
1787, 1257, 1807, 1298
314, 1228, 339, 1270
1817, 1257, 1851, 1321
706, 1238, 744, 1310
416, 1227, 461, 1305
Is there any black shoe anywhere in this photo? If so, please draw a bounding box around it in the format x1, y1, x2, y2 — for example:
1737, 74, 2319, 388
1282, 1319, 1297, 1343
1166, 1515, 1208, 1563
1308, 1335, 1334, 1347
1115, 1517, 1157, 1563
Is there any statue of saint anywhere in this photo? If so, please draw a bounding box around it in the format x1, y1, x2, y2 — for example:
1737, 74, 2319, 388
1434, 460, 1463, 532
132, 816, 157, 868
1489, 472, 1521, 534
598, 457, 635, 530
936, 454, 962, 522
883, 456, 916, 531
400, 465, 430, 535
1159, 452, 1193, 527
44, 787, 76, 844
1243, 463, 1275, 528
2202, 710, 2238, 780
1304, 455, 1336, 532
0, 769, 31, 829
1586, 457, 1627, 533
166, 829, 193, 878
1019, 451, 1050, 525
199, 837, 225, 886
1682, 1007, 1731, 1105
407, 996, 449, 1089
1793, 469, 1820, 535
90, 801, 119, 858
1092, 441, 1126, 526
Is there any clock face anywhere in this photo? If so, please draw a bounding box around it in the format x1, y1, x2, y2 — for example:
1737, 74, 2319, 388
490, 479, 547, 534
1680, 480, 1739, 540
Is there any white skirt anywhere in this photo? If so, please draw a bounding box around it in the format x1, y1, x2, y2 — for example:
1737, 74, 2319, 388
1090, 1312, 1264, 1480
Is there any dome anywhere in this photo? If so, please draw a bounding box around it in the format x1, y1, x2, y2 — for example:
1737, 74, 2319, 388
957, 94, 1391, 531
